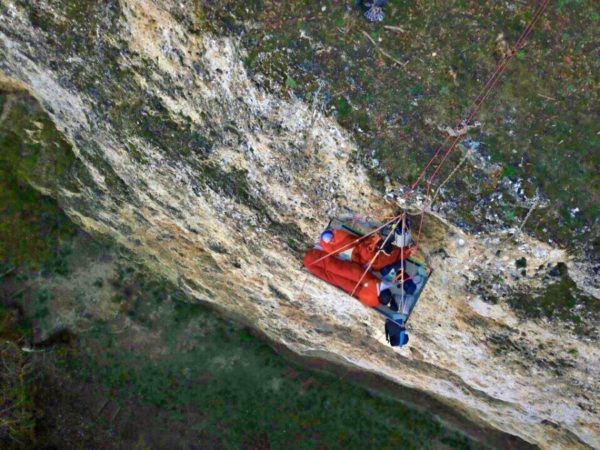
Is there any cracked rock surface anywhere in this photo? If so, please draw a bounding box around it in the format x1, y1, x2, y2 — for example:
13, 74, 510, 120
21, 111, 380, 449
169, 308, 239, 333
1, 1, 598, 448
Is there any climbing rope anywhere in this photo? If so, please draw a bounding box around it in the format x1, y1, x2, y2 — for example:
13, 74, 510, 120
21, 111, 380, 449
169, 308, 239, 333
429, 151, 470, 207
304, 213, 405, 269
349, 215, 404, 297
409, 0, 550, 251
300, 0, 550, 303
348, 0, 550, 297
408, 0, 550, 201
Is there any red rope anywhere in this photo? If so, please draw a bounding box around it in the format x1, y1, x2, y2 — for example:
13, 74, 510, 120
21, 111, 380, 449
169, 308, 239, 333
408, 0, 550, 201
301, 0, 550, 298
435, 0, 548, 181
349, 216, 403, 297
414, 181, 432, 247
304, 213, 403, 269
409, 0, 550, 250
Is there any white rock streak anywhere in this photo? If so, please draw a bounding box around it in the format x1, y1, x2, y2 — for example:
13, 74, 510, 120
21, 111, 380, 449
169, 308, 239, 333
0, 0, 598, 447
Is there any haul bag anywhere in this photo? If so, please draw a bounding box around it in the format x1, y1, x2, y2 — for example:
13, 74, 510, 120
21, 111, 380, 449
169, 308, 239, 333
385, 319, 409, 347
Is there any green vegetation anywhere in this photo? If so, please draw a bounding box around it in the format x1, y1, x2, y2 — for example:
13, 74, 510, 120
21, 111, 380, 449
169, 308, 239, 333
0, 92, 477, 449
198, 0, 599, 255
201, 162, 256, 205
508, 263, 599, 336
0, 90, 79, 448
63, 262, 477, 449
0, 309, 35, 446
0, 199, 478, 449
0, 93, 77, 268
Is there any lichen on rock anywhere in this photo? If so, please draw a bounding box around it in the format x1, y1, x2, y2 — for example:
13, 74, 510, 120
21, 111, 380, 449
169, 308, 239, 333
0, 1, 598, 448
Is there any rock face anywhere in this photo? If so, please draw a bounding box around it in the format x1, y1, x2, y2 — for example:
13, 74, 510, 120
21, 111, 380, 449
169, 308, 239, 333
0, 1, 598, 448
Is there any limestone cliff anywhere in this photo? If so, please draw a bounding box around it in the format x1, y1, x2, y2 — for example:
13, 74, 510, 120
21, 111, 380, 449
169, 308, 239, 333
1, 1, 598, 448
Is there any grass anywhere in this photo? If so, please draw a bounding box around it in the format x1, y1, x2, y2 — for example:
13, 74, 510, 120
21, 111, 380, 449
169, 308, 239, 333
507, 263, 599, 337
0, 309, 35, 447
198, 0, 599, 255
0, 141, 477, 448
63, 262, 478, 449
0, 93, 78, 269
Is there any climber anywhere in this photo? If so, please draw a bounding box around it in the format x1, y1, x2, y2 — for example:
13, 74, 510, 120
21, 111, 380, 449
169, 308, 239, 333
359, 0, 389, 22
317, 220, 413, 271
378, 216, 412, 256
302, 214, 427, 349
385, 320, 409, 347
379, 278, 418, 313
303, 249, 402, 307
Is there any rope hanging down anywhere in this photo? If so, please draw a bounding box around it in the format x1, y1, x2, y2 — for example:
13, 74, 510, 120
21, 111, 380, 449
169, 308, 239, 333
408, 0, 550, 204
411, 0, 550, 250
347, 0, 550, 297
301, 0, 550, 301
349, 215, 404, 297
